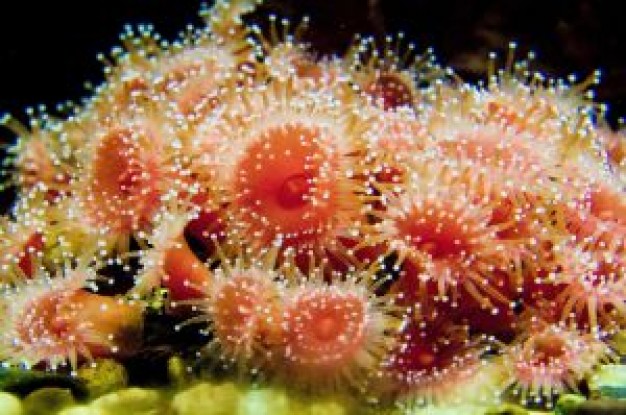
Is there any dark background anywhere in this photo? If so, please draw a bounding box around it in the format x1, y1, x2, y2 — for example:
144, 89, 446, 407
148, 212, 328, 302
0, 0, 625, 211
0, 0, 625, 123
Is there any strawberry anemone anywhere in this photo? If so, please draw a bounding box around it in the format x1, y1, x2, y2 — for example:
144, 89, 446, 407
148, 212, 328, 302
233, 124, 342, 246
252, 15, 318, 81
378, 317, 495, 405
369, 157, 521, 314
153, 0, 265, 122
279, 270, 404, 391
472, 43, 600, 154
362, 108, 431, 207
153, 40, 244, 122
1, 115, 73, 202
0, 261, 143, 372
71, 112, 182, 253
502, 322, 615, 408
183, 258, 286, 373
347, 34, 441, 111
560, 161, 626, 253
194, 80, 373, 270
549, 243, 626, 335
87, 24, 159, 119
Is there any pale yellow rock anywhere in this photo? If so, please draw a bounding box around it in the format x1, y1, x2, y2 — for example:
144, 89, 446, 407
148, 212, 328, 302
171, 382, 241, 415
90, 387, 162, 415
236, 387, 290, 415
413, 404, 490, 415
57, 405, 102, 415
305, 399, 349, 415
0, 392, 22, 415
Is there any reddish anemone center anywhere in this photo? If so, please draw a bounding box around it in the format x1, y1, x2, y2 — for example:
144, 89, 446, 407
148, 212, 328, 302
93, 131, 140, 194
395, 204, 473, 260
387, 321, 470, 381
116, 158, 143, 197
366, 73, 414, 110
277, 173, 312, 209
213, 275, 260, 336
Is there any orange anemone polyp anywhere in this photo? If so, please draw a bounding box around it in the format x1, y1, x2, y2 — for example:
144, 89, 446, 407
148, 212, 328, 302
9, 285, 142, 370
505, 324, 613, 407
87, 128, 163, 234
386, 190, 513, 310
208, 271, 283, 362
233, 123, 341, 251
282, 288, 367, 374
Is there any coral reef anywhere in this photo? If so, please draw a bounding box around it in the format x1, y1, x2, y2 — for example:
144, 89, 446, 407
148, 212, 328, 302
0, 0, 625, 413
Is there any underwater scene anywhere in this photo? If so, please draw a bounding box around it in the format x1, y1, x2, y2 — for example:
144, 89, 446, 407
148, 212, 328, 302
1, 1, 626, 414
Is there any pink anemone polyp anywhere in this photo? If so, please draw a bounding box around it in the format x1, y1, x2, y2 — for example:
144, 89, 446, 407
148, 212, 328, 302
283, 289, 366, 369
203, 270, 284, 365
0, 268, 143, 371
278, 277, 401, 391
504, 323, 614, 407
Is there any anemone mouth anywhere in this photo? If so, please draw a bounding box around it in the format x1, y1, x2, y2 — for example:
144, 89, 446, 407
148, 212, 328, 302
232, 123, 342, 249
522, 333, 567, 367
85, 128, 163, 234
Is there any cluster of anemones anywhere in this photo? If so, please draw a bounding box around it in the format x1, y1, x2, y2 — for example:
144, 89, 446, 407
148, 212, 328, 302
1, 0, 624, 410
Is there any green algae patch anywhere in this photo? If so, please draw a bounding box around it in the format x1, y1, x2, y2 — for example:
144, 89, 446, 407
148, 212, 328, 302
588, 364, 626, 399
171, 382, 241, 415
23, 387, 75, 415
76, 359, 129, 399
0, 367, 87, 398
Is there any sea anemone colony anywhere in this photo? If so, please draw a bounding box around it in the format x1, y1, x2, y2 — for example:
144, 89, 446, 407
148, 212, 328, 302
1, 1, 625, 414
